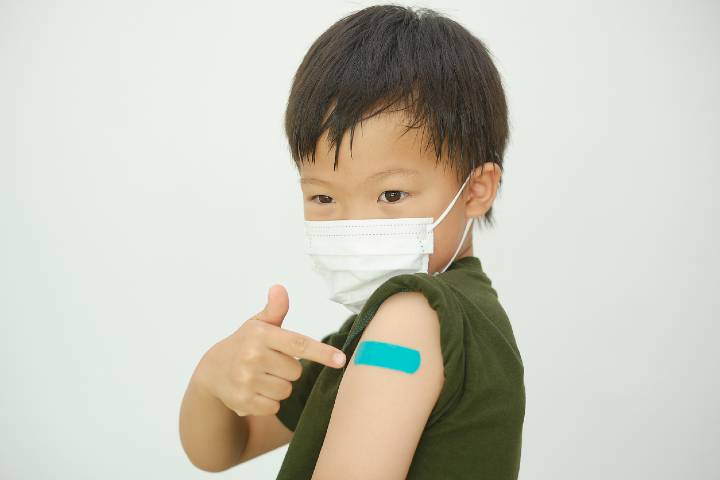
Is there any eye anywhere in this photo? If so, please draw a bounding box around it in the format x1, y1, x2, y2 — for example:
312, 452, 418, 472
378, 190, 408, 203
310, 194, 335, 204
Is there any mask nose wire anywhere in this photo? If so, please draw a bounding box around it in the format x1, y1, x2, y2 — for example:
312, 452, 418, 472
430, 174, 472, 230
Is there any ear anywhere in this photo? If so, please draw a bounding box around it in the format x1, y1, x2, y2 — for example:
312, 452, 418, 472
464, 163, 502, 218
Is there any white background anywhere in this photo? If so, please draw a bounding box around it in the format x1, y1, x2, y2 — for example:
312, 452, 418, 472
2, 0, 719, 478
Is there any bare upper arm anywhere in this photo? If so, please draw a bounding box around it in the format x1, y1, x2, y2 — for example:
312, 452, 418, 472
236, 413, 294, 464
311, 291, 444, 479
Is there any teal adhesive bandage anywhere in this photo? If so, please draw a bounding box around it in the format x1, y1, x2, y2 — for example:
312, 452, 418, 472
354, 340, 421, 374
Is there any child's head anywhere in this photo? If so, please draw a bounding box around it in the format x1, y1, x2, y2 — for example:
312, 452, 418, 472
284, 5, 507, 274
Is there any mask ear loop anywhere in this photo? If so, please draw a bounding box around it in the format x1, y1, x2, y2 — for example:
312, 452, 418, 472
428, 174, 475, 275
435, 217, 475, 275
429, 174, 472, 230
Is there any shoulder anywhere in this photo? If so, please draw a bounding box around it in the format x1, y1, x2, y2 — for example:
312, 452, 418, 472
344, 269, 465, 365
354, 290, 444, 382
312, 291, 445, 478
359, 271, 456, 326
353, 272, 472, 421
367, 290, 441, 337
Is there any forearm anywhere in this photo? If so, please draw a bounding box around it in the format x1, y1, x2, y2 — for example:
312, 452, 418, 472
179, 373, 249, 472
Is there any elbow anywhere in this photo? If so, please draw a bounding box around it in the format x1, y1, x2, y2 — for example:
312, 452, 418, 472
180, 441, 238, 473
185, 454, 233, 473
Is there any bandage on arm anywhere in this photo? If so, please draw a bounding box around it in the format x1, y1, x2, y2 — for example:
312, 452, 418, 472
311, 291, 444, 480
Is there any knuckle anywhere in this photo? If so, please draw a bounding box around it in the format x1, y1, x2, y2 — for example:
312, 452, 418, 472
258, 398, 280, 415
233, 407, 248, 416
291, 335, 308, 355
235, 389, 252, 406
233, 367, 254, 387
226, 396, 243, 413
243, 315, 260, 330
243, 347, 262, 363
250, 321, 266, 337
290, 363, 303, 381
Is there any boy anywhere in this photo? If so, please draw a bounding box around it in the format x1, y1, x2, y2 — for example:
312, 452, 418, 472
179, 4, 525, 479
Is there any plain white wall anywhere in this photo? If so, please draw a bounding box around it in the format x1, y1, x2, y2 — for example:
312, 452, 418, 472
1, 0, 718, 478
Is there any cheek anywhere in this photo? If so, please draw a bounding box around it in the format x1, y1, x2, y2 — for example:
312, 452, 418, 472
302, 198, 326, 221
430, 208, 468, 264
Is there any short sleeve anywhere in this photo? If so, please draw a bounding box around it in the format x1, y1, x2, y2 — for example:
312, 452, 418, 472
340, 272, 466, 428
275, 317, 356, 432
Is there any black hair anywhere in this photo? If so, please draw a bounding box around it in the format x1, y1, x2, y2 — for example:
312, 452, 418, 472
284, 4, 509, 228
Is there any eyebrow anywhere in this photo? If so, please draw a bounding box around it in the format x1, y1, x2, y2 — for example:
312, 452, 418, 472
299, 167, 420, 186
367, 168, 420, 182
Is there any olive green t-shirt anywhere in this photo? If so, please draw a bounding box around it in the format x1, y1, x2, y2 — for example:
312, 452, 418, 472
275, 255, 526, 479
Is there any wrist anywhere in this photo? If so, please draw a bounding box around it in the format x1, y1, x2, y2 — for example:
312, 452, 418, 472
191, 350, 219, 402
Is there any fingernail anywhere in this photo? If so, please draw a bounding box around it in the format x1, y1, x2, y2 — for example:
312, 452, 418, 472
333, 352, 346, 366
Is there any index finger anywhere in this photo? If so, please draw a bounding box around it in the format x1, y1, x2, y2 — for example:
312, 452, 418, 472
264, 326, 346, 369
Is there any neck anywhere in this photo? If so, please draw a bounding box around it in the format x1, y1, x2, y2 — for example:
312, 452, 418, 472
455, 241, 474, 260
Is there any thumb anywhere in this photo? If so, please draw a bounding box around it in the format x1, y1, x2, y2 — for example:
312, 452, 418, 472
257, 284, 289, 327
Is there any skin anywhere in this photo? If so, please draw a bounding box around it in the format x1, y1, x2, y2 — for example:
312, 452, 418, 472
299, 108, 502, 271
179, 285, 347, 472
178, 107, 502, 475
300, 109, 502, 479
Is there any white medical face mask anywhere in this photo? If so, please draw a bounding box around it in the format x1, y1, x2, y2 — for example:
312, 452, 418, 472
304, 174, 475, 314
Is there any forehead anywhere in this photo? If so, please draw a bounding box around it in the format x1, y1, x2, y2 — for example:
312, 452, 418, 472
299, 110, 439, 178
